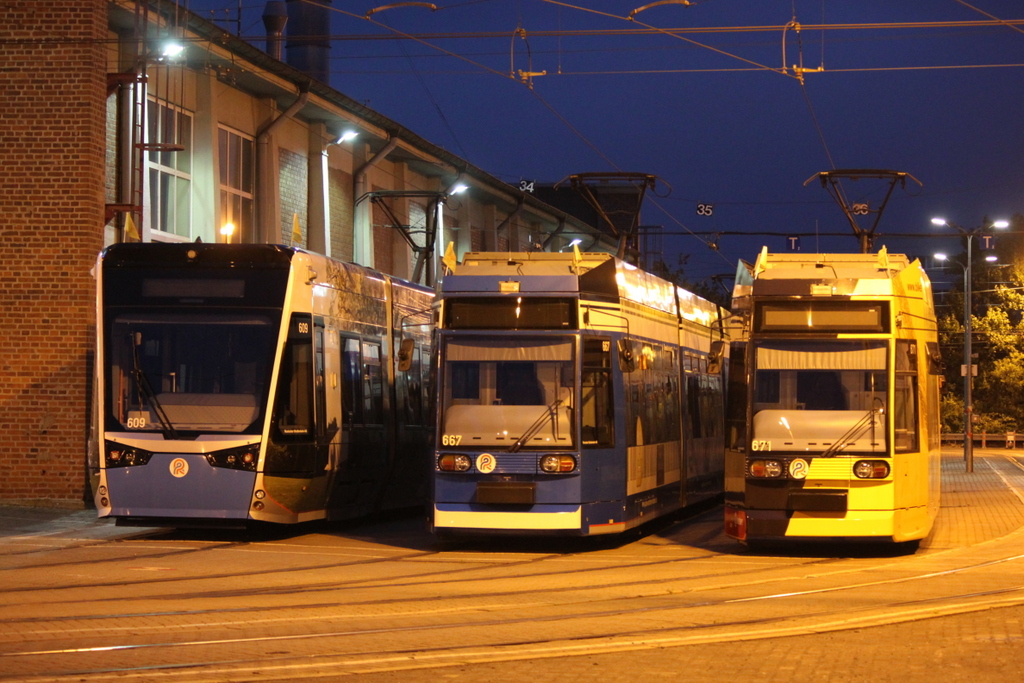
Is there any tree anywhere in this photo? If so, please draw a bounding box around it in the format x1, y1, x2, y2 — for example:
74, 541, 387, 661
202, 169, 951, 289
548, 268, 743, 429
936, 213, 1024, 434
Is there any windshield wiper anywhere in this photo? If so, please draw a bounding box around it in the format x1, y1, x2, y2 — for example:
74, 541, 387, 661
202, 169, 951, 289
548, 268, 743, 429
819, 402, 883, 458
509, 398, 564, 453
129, 333, 179, 440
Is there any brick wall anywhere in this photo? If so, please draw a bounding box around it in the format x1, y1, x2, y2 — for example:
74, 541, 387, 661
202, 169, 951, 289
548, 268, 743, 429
279, 148, 308, 246
0, 0, 108, 506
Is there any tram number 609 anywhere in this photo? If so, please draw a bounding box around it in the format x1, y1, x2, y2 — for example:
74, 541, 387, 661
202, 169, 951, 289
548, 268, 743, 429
751, 439, 772, 452
441, 434, 463, 446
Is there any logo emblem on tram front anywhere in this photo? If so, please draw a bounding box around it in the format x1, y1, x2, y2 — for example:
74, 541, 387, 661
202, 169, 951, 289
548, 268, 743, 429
476, 453, 496, 474
169, 458, 189, 478
789, 458, 808, 480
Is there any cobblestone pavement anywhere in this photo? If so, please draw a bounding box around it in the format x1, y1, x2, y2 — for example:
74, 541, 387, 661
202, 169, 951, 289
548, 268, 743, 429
339, 604, 1024, 683
0, 448, 1022, 682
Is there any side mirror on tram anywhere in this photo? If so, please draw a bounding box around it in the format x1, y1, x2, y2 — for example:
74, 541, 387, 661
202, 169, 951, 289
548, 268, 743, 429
397, 338, 416, 372
617, 338, 636, 373
707, 340, 726, 375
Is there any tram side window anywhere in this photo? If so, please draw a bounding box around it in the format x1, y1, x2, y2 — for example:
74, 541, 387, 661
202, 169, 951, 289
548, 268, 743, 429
894, 340, 919, 452
685, 374, 719, 440
314, 325, 326, 433
581, 338, 614, 448
704, 375, 724, 438
404, 344, 424, 426
725, 343, 748, 451
362, 341, 384, 425
687, 375, 703, 438
341, 338, 363, 425
273, 316, 313, 438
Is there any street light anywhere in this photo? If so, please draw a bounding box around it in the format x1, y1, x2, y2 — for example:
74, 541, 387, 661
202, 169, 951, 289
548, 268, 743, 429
931, 217, 1009, 472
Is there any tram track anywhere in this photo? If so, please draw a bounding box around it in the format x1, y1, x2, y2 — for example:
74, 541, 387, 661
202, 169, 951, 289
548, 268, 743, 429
4, 564, 1024, 682
3, 532, 1023, 656
0, 507, 1003, 622
0, 544, 839, 614
3, 474, 1023, 682
0, 552, 839, 630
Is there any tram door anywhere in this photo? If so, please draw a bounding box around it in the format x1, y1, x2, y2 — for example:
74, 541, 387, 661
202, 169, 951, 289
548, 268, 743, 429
334, 337, 386, 511
321, 323, 343, 489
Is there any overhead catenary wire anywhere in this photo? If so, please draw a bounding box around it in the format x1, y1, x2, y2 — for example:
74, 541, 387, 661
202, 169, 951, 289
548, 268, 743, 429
173, 0, 1023, 265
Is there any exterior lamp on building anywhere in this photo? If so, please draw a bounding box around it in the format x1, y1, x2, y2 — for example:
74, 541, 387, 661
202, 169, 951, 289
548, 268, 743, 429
220, 222, 235, 244
931, 217, 1009, 472
335, 130, 358, 144
448, 183, 468, 196
162, 42, 184, 58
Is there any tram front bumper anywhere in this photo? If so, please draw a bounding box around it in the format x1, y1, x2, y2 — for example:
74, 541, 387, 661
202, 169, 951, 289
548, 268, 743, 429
726, 505, 898, 541
103, 453, 256, 520
433, 504, 582, 532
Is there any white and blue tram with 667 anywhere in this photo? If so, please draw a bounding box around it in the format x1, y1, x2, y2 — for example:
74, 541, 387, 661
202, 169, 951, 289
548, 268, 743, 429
431, 251, 728, 536
723, 249, 941, 543
90, 243, 434, 525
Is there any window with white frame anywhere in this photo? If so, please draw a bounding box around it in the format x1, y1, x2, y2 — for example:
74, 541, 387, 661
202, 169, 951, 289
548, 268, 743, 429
218, 126, 254, 243
146, 99, 193, 239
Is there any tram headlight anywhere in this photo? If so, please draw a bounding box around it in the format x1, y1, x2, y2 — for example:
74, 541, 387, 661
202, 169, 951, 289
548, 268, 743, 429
206, 444, 260, 471
104, 441, 153, 468
540, 455, 577, 474
748, 460, 783, 478
854, 460, 890, 479
437, 454, 471, 472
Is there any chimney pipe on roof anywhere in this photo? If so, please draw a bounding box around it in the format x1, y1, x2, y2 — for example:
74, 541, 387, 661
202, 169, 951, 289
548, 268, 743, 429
262, 1, 288, 61
285, 0, 332, 83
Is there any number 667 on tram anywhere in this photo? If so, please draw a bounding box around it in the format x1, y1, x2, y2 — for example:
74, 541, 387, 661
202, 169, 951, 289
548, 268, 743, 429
431, 251, 728, 537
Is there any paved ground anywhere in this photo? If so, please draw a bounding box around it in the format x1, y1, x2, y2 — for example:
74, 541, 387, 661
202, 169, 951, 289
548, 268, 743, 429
0, 446, 1019, 679
329, 449, 1024, 683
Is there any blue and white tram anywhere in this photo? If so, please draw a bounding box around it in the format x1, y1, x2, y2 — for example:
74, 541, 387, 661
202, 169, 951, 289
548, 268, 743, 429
431, 251, 728, 536
89, 243, 434, 525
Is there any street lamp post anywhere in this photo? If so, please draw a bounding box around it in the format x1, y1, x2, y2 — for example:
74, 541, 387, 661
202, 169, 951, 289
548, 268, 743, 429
932, 218, 1009, 473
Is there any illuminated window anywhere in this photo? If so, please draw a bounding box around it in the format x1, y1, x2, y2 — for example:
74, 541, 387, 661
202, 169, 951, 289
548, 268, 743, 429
145, 99, 192, 239
218, 126, 254, 243
894, 340, 919, 453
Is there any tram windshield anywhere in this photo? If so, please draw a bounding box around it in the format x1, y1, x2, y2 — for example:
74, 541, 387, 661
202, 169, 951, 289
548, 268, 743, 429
440, 337, 575, 450
106, 313, 278, 435
751, 340, 888, 454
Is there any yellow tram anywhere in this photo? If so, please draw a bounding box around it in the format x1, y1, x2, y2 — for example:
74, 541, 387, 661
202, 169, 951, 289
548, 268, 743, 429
723, 249, 941, 543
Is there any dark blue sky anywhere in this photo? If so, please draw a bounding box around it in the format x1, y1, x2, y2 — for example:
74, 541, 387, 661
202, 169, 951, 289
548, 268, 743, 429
187, 1, 1024, 289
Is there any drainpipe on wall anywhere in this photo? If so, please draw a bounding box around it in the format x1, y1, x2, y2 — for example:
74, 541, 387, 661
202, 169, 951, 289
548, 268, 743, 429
256, 89, 309, 244
352, 136, 399, 267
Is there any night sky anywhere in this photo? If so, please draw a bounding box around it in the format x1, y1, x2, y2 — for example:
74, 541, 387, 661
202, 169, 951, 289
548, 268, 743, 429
185, 1, 1024, 290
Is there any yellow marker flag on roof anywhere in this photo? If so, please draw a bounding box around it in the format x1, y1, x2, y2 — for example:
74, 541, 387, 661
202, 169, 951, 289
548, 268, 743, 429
292, 213, 302, 245
442, 242, 458, 274
124, 213, 140, 241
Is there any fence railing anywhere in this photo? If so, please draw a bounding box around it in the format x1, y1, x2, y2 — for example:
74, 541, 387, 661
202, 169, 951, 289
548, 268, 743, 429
941, 432, 1017, 448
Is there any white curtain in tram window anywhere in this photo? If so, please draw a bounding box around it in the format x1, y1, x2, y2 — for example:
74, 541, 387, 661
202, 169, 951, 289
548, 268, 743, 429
445, 339, 572, 362
756, 343, 886, 371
